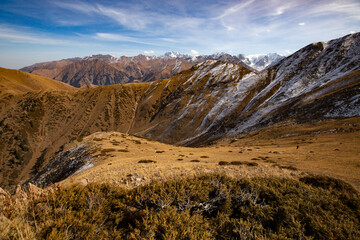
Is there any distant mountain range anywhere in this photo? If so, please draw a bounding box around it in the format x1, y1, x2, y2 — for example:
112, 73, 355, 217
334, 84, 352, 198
1, 33, 359, 190
20, 53, 284, 87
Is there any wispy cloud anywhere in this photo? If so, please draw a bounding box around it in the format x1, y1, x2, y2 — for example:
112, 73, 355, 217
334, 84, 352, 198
0, 0, 359, 69
144, 50, 154, 54
0, 25, 76, 45
55, 1, 150, 30
94, 33, 150, 44
190, 49, 199, 56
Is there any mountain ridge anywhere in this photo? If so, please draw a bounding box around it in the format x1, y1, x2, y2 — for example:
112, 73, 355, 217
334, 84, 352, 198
0, 33, 359, 190
19, 53, 284, 87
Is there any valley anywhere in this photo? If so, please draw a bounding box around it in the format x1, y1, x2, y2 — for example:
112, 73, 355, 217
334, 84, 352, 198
1, 0, 360, 238
0, 32, 359, 240
0, 33, 359, 191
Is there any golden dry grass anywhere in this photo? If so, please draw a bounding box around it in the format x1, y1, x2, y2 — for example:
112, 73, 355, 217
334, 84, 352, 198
60, 117, 360, 191
0, 67, 76, 96
61, 132, 302, 189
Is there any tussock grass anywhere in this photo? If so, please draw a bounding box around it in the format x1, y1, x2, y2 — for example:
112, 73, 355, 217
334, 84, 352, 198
1, 174, 359, 239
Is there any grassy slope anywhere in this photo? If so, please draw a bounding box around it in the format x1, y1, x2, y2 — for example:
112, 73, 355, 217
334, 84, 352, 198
41, 117, 359, 192
0, 67, 76, 95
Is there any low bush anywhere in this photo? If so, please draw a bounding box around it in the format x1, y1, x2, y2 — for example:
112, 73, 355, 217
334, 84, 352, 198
1, 174, 359, 239
101, 148, 115, 153
190, 160, 200, 162
118, 149, 129, 152
138, 160, 156, 164
219, 161, 230, 165
220, 161, 259, 167
279, 165, 298, 171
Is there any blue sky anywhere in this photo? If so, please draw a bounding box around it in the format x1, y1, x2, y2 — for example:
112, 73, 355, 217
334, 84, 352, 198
0, 0, 359, 69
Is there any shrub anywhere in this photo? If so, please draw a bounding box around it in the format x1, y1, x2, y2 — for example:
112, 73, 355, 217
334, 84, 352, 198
279, 165, 298, 171
138, 160, 156, 164
244, 162, 258, 167
118, 149, 129, 152
219, 161, 230, 165
101, 148, 115, 153
230, 161, 242, 165
190, 160, 200, 162
219, 161, 258, 167
2, 174, 359, 239
200, 156, 209, 158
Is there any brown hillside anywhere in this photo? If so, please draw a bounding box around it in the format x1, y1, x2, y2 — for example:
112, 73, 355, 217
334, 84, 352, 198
0, 67, 76, 96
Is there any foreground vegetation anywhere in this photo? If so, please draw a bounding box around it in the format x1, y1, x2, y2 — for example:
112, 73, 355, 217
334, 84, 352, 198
1, 174, 360, 239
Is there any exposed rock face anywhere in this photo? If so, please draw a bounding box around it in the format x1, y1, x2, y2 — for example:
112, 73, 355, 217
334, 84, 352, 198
53, 59, 131, 87
1, 33, 359, 189
20, 53, 284, 87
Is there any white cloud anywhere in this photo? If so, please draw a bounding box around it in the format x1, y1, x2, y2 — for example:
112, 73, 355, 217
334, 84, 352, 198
160, 38, 178, 43
298, 22, 306, 26
0, 25, 76, 46
144, 50, 154, 54
96, 5, 148, 30
95, 33, 147, 44
214, 0, 256, 20
308, 1, 360, 20
350, 30, 355, 34
55, 1, 149, 30
54, 1, 97, 14
190, 50, 199, 56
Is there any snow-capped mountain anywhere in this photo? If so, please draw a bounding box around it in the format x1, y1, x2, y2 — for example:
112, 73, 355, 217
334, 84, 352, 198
239, 53, 284, 71
20, 52, 284, 87
130, 33, 360, 146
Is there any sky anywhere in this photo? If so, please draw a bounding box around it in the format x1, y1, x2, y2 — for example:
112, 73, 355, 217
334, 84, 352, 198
0, 0, 359, 69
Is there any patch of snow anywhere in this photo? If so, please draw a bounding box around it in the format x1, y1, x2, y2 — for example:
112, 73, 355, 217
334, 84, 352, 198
172, 60, 182, 71
75, 163, 94, 174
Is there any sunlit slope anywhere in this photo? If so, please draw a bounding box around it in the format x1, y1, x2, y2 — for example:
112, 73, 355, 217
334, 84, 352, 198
0, 67, 76, 95
131, 33, 360, 146
0, 83, 147, 189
